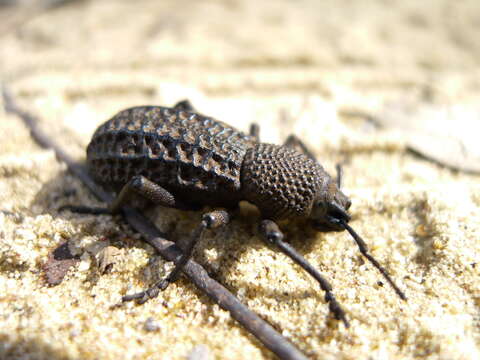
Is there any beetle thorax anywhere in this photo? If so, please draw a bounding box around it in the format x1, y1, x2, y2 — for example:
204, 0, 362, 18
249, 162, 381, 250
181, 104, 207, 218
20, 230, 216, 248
240, 143, 329, 220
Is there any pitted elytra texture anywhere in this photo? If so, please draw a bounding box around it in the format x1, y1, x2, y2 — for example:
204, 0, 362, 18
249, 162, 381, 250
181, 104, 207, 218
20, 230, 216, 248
241, 143, 326, 219
87, 106, 256, 198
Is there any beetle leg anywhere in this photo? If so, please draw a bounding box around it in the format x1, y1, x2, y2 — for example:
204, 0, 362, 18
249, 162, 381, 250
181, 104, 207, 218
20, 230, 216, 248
285, 136, 345, 188
283, 134, 316, 161
108, 176, 195, 213
259, 219, 349, 327
58, 205, 110, 215
335, 163, 343, 189
60, 176, 198, 214
173, 99, 196, 112
249, 123, 260, 141
123, 209, 231, 304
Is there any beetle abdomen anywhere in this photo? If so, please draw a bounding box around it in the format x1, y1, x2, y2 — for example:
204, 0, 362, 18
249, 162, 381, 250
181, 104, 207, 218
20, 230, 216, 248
87, 106, 256, 201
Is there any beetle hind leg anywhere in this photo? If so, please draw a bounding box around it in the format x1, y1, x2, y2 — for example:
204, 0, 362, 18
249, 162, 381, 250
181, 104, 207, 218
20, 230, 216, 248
58, 205, 110, 214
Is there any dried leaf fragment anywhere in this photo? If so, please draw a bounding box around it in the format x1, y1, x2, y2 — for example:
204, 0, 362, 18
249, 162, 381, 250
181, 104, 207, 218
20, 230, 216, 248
44, 241, 80, 286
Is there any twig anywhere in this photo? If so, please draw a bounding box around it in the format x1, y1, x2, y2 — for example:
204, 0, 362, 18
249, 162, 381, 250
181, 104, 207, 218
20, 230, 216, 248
2, 85, 309, 360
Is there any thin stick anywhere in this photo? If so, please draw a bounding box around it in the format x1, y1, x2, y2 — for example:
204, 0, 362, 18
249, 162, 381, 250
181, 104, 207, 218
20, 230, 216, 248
2, 85, 309, 360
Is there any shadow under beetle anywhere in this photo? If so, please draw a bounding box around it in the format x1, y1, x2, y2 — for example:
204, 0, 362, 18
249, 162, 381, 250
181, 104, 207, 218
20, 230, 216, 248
66, 100, 406, 327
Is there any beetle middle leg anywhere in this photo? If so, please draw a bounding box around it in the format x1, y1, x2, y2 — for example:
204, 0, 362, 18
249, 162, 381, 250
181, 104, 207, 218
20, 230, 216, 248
259, 219, 349, 327
60, 176, 199, 214
123, 209, 231, 304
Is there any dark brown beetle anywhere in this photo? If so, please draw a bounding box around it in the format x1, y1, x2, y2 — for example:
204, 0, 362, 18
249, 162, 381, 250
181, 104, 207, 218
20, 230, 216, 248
68, 100, 406, 327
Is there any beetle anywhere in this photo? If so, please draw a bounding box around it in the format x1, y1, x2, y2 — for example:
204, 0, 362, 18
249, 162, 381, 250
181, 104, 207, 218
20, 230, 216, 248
66, 100, 406, 327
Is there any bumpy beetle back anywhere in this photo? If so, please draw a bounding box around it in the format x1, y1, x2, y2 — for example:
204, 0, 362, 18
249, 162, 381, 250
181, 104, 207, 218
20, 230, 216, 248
87, 106, 257, 205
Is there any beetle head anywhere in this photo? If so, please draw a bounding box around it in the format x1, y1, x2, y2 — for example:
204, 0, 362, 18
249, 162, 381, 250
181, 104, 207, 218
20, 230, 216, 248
310, 178, 352, 231
307, 171, 407, 301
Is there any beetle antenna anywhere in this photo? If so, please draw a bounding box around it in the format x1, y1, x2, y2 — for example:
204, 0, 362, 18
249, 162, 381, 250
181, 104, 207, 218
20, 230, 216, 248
339, 219, 407, 300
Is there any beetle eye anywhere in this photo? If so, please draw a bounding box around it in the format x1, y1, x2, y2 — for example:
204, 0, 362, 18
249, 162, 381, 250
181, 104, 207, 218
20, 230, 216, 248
316, 201, 327, 212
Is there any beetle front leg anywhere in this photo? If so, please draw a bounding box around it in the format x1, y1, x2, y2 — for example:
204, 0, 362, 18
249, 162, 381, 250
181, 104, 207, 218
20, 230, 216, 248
259, 219, 349, 327
122, 209, 231, 304
335, 163, 343, 189
284, 135, 345, 188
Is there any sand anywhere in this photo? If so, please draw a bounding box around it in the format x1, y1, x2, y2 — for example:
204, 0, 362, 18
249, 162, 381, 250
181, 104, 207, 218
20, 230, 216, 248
0, 0, 479, 359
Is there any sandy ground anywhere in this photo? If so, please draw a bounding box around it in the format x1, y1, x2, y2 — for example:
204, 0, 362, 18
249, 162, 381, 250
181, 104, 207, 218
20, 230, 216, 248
1, 0, 480, 359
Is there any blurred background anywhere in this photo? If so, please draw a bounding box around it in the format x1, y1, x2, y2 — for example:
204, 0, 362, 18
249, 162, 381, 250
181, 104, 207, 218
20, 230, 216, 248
1, 0, 479, 172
